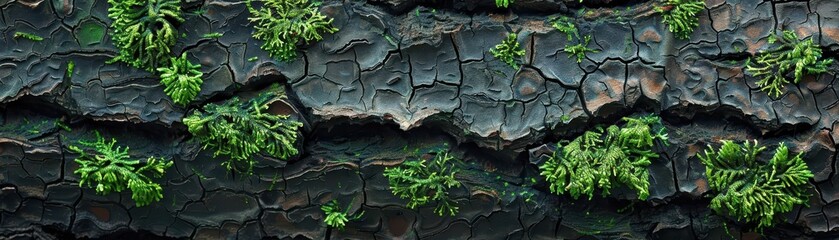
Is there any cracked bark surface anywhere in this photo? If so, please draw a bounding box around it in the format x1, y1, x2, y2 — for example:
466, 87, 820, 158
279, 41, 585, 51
2, 0, 839, 238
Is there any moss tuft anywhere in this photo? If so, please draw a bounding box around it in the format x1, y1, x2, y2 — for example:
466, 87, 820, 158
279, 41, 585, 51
107, 0, 184, 71
699, 140, 813, 229
539, 115, 668, 200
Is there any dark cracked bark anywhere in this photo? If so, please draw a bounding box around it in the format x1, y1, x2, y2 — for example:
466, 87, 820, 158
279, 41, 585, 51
2, 0, 839, 239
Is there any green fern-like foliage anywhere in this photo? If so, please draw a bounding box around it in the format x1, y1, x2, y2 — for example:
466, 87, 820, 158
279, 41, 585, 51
245, 0, 338, 61
183, 87, 303, 174
495, 0, 513, 8
157, 53, 203, 106
539, 115, 668, 200
383, 151, 462, 216
745, 30, 833, 98
490, 32, 526, 69
656, 0, 704, 39
321, 200, 363, 230
699, 140, 813, 230
551, 16, 578, 41
69, 132, 173, 207
107, 0, 184, 71
564, 35, 599, 63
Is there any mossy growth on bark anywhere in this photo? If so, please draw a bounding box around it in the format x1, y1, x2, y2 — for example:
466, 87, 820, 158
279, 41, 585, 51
107, 0, 184, 71
13, 31, 44, 41
69, 132, 173, 207
321, 200, 364, 230
158, 53, 203, 106
551, 16, 578, 41
746, 30, 834, 98
245, 0, 338, 61
656, 0, 705, 39
699, 140, 813, 230
490, 32, 526, 69
549, 16, 598, 63
539, 115, 668, 200
183, 86, 303, 174
383, 150, 462, 216
495, 0, 513, 8
564, 35, 598, 63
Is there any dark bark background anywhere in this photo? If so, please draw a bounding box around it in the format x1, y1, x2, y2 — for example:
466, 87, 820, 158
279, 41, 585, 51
2, 0, 839, 239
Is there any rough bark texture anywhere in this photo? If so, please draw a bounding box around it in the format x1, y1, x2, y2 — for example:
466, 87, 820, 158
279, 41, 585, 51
1, 0, 839, 239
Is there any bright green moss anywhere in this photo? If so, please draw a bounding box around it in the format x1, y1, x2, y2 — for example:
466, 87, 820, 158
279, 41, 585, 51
321, 200, 363, 230
107, 0, 184, 71
551, 16, 578, 41
66, 60, 75, 78
490, 32, 525, 69
14, 32, 44, 41
656, 0, 704, 39
69, 132, 172, 207
564, 35, 598, 63
245, 0, 338, 61
383, 150, 462, 216
495, 0, 513, 8
746, 30, 833, 97
699, 140, 813, 230
157, 53, 203, 106
183, 87, 303, 174
539, 115, 668, 200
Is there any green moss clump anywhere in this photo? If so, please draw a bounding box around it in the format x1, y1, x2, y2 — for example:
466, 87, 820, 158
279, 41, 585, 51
495, 0, 513, 8
564, 35, 598, 63
490, 32, 526, 69
67, 60, 75, 78
383, 150, 462, 216
551, 16, 578, 41
107, 0, 184, 71
321, 200, 363, 230
245, 0, 338, 61
549, 16, 598, 63
14, 32, 44, 41
746, 30, 833, 97
69, 132, 172, 207
656, 0, 705, 39
183, 87, 303, 174
157, 53, 203, 106
539, 115, 668, 200
699, 140, 813, 229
